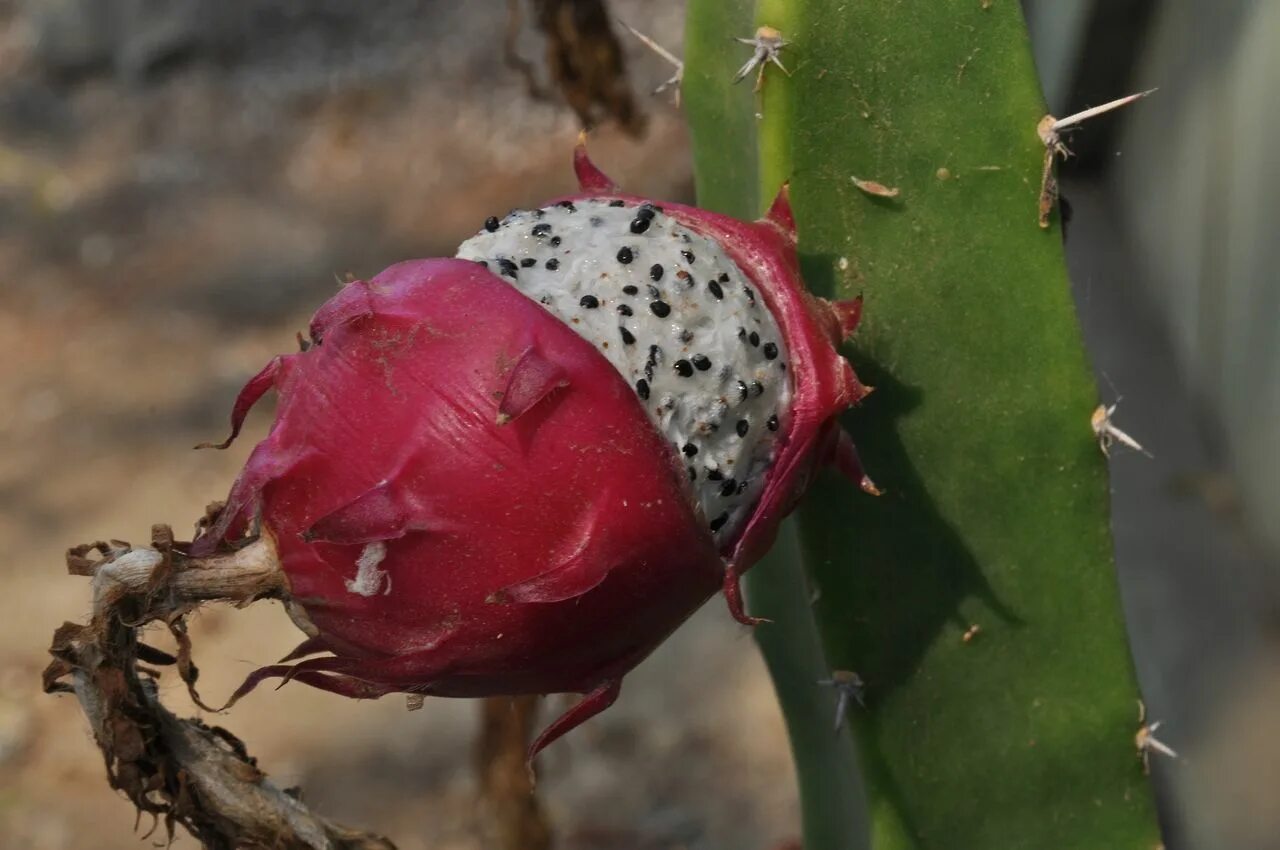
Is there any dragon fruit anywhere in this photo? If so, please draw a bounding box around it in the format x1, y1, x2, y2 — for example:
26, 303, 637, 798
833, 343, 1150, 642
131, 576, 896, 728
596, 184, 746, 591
193, 142, 872, 758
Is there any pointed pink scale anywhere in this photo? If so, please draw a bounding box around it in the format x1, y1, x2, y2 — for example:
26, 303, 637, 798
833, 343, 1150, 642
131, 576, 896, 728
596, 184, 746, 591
315, 642, 460, 687
303, 479, 441, 544
246, 637, 468, 694
278, 635, 332, 663
840, 360, 872, 405
495, 484, 619, 604
572, 137, 619, 193
831, 295, 863, 341
527, 679, 622, 762
188, 441, 316, 556
833, 428, 883, 496
308, 277, 378, 343
283, 671, 397, 700
195, 355, 289, 450
722, 571, 768, 627
219, 662, 299, 709
762, 183, 797, 242
222, 655, 391, 708
496, 345, 570, 425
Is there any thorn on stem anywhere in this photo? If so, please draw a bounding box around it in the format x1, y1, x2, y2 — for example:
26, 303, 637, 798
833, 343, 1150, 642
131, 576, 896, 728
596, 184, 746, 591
1036, 89, 1155, 227
733, 26, 790, 94
818, 669, 866, 731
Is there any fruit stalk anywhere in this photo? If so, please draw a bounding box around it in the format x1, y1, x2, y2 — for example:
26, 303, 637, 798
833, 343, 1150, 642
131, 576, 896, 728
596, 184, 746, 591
476, 696, 552, 850
44, 528, 394, 849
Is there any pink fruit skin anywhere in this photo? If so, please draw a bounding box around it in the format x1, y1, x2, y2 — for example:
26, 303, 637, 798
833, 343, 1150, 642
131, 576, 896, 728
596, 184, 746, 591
193, 145, 870, 757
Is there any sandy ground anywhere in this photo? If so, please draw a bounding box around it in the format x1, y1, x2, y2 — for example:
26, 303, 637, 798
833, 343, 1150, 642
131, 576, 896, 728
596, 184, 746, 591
0, 3, 804, 848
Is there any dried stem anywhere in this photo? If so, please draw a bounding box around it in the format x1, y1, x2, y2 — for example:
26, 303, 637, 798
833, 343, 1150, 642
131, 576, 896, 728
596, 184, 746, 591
476, 696, 551, 850
531, 0, 645, 135
43, 524, 396, 850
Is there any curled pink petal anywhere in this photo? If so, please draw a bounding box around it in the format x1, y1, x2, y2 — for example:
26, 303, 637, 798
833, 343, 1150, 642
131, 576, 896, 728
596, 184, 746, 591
195, 355, 289, 450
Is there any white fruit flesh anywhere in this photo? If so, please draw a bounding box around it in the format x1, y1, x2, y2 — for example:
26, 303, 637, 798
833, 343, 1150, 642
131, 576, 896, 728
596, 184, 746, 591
457, 199, 791, 542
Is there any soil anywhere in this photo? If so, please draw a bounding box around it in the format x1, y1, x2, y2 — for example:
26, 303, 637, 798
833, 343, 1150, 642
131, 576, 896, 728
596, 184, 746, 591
0, 3, 800, 848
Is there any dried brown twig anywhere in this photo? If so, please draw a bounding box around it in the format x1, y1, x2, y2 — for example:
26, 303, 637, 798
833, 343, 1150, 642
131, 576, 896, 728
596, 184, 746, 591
529, 0, 645, 135
476, 696, 551, 850
42, 523, 396, 850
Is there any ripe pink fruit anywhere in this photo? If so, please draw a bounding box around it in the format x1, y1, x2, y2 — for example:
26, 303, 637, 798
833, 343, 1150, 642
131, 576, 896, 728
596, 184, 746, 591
193, 143, 872, 757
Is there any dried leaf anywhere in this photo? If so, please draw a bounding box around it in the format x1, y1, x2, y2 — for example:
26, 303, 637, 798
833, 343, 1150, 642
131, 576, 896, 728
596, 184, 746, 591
850, 175, 900, 198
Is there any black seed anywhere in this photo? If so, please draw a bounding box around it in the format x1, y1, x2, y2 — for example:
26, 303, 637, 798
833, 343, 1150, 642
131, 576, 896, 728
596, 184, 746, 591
532, 223, 552, 237
630, 217, 651, 234
475, 260, 489, 268
751, 381, 764, 397
710, 513, 729, 532
708, 279, 724, 299
720, 478, 738, 497
681, 442, 699, 458
736, 419, 750, 437
767, 414, 779, 431
688, 466, 697, 481
748, 331, 760, 347
580, 295, 599, 309
679, 329, 694, 343
649, 264, 664, 282
590, 216, 603, 226
520, 257, 536, 268
637, 204, 657, 220
737, 326, 747, 339
719, 272, 730, 283
556, 201, 577, 212
545, 258, 560, 270
648, 284, 662, 299
622, 285, 639, 295
763, 342, 779, 360
737, 380, 749, 401
636, 378, 650, 399
691, 354, 712, 371
534, 209, 546, 218
617, 246, 634, 264
484, 216, 500, 232
620, 326, 636, 345
645, 345, 660, 380
650, 300, 671, 318
681, 250, 696, 263
617, 304, 634, 316
609, 199, 626, 207
550, 235, 562, 247
738, 480, 749, 494
706, 468, 724, 481
743, 285, 756, 304
497, 258, 518, 279
673, 359, 694, 377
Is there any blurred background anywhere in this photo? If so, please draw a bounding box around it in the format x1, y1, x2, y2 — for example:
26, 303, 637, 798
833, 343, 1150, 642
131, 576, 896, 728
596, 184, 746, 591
0, 1, 1275, 848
